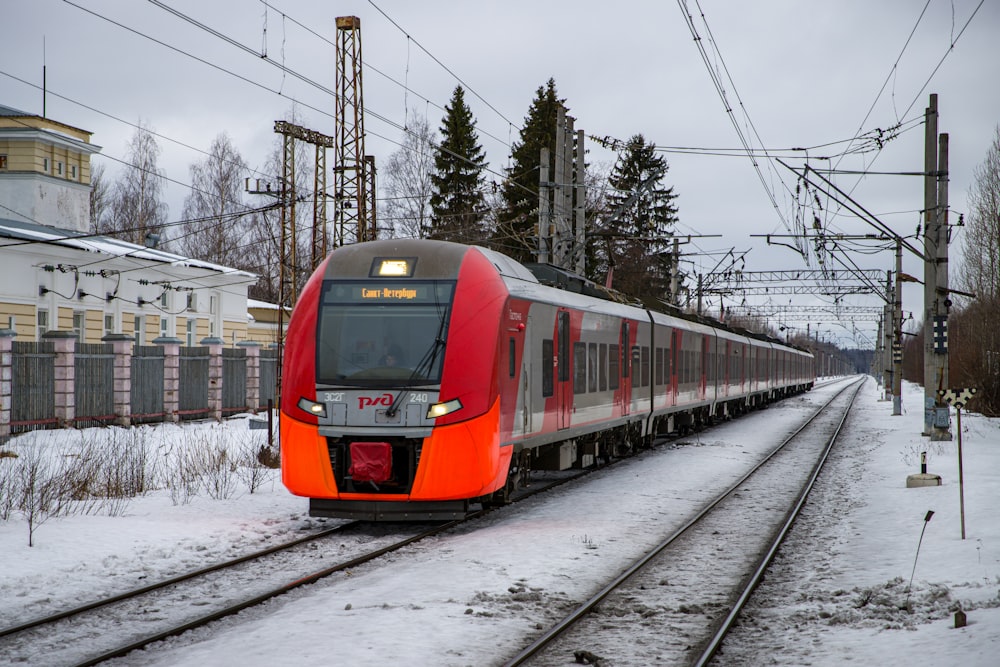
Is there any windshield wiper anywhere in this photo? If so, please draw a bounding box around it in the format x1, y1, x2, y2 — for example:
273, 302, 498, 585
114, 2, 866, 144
385, 315, 447, 418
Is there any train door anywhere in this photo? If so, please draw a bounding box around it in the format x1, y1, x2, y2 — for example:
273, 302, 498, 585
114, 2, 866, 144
618, 320, 630, 417
670, 328, 680, 404
701, 335, 709, 399
724, 339, 732, 397
521, 314, 533, 435
556, 310, 571, 429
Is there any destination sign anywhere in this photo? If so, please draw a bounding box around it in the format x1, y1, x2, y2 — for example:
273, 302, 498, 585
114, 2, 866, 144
358, 286, 423, 301
322, 280, 454, 305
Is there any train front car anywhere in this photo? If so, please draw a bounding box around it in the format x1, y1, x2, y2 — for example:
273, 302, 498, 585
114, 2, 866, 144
280, 239, 510, 520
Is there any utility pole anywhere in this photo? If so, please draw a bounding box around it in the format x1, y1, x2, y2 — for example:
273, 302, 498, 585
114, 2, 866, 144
538, 108, 587, 271
893, 237, 903, 416
669, 237, 681, 306
553, 105, 566, 266
574, 129, 586, 275
922, 94, 952, 440
537, 147, 551, 264
876, 271, 895, 401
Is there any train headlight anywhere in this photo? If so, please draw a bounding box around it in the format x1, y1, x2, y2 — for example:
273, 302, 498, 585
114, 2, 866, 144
426, 398, 462, 419
297, 397, 327, 418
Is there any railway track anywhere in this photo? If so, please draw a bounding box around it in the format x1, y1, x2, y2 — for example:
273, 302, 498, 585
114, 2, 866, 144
504, 376, 865, 667
0, 520, 430, 666
1, 384, 832, 666
0, 467, 593, 667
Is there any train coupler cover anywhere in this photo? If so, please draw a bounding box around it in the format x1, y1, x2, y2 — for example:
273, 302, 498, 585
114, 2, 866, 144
348, 442, 393, 483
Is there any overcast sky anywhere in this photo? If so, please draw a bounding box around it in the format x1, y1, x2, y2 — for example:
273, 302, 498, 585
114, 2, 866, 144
3, 0, 997, 348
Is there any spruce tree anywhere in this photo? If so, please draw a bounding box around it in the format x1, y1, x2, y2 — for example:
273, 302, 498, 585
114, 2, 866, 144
428, 86, 487, 244
602, 134, 679, 300
494, 78, 564, 264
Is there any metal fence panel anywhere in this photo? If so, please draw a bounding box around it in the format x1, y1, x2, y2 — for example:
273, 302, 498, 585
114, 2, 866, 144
259, 349, 278, 409
11, 341, 56, 432
222, 347, 247, 414
131, 346, 165, 423
74, 343, 115, 426
178, 346, 209, 419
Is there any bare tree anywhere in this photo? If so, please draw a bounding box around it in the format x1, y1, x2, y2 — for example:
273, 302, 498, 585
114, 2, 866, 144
951, 125, 1000, 415
173, 133, 251, 267
89, 161, 111, 234
959, 126, 1000, 301
105, 121, 169, 246
380, 109, 436, 239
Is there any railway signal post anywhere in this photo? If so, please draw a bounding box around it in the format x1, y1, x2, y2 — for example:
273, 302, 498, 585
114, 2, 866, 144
937, 387, 977, 539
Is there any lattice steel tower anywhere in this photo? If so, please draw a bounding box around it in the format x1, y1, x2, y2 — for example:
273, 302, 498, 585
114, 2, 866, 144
333, 16, 375, 244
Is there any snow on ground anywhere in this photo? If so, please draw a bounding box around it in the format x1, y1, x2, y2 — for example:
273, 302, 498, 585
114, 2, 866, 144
0, 377, 997, 666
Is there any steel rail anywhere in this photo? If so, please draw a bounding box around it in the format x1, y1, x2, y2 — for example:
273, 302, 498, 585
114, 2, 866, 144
503, 377, 863, 666
64, 468, 594, 667
693, 377, 865, 666
0, 522, 360, 640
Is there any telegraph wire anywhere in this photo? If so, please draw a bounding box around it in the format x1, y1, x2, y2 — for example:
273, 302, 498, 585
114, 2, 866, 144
899, 0, 986, 120
676, 0, 800, 252
64, 0, 537, 207
364, 0, 521, 133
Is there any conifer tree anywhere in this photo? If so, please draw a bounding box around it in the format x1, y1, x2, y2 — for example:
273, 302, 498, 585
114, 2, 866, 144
495, 78, 564, 264
602, 134, 679, 300
428, 86, 487, 244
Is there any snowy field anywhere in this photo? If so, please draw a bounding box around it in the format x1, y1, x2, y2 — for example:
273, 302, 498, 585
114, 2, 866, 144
0, 377, 997, 666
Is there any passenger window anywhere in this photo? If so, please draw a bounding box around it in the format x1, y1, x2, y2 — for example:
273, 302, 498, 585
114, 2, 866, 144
609, 344, 620, 389
599, 344, 608, 392
542, 339, 554, 397
574, 342, 587, 394
588, 342, 597, 393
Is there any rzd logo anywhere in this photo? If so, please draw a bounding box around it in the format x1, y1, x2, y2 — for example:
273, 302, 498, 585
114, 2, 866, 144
358, 393, 394, 410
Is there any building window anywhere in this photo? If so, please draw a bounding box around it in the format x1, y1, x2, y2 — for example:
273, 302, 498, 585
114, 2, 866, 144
0, 155, 7, 170
57, 161, 64, 176
36, 310, 49, 340
160, 315, 168, 338
72, 311, 85, 342
70, 164, 77, 179
187, 292, 197, 312
42, 157, 49, 173
186, 319, 195, 346
209, 294, 218, 338
134, 314, 143, 344
104, 314, 114, 337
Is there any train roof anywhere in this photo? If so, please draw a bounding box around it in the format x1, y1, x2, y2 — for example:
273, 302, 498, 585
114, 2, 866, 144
323, 240, 811, 357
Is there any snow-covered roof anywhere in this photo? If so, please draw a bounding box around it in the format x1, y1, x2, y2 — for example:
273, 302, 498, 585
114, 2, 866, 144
247, 298, 283, 310
0, 217, 256, 279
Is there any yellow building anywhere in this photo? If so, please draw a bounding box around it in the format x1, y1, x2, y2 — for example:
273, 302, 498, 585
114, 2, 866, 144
0, 104, 256, 344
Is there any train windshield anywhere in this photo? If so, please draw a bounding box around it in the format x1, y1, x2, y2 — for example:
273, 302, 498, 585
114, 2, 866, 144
315, 280, 455, 386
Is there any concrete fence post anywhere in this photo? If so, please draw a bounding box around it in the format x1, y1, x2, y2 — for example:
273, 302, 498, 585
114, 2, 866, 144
102, 333, 133, 427
43, 331, 77, 428
201, 337, 224, 421
237, 340, 261, 414
155, 337, 182, 423
0, 328, 16, 442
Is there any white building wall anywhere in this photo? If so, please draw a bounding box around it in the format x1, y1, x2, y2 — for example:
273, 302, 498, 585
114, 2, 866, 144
0, 174, 90, 233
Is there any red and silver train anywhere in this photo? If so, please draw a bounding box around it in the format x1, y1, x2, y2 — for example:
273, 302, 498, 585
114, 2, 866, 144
280, 239, 814, 520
